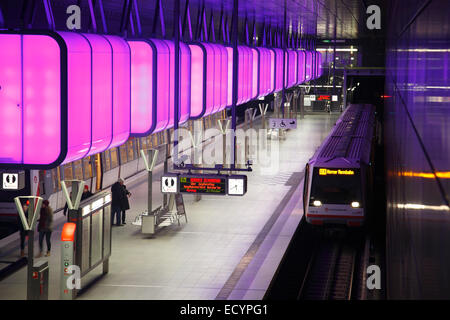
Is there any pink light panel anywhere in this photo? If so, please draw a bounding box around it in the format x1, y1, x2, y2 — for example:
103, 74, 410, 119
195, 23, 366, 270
305, 50, 313, 81
285, 50, 298, 88
297, 50, 306, 84
273, 48, 284, 92
189, 44, 205, 118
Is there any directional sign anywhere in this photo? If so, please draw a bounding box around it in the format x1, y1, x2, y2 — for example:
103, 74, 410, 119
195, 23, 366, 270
161, 175, 178, 193
269, 118, 297, 129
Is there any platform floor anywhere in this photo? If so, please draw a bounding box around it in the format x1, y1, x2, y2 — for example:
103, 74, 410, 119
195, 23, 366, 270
0, 113, 339, 300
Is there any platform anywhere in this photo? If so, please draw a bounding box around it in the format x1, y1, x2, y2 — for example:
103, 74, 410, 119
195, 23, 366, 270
0, 113, 339, 300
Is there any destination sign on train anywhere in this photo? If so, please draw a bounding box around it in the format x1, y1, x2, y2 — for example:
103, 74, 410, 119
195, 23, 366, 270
179, 175, 227, 195
319, 168, 355, 176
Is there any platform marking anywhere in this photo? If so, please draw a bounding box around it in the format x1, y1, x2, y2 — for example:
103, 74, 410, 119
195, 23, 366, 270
215, 171, 304, 300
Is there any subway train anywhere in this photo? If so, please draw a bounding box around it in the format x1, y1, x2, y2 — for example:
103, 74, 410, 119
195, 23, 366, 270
303, 104, 376, 227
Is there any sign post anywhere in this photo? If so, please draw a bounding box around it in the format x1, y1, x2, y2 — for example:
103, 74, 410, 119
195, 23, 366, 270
14, 195, 43, 300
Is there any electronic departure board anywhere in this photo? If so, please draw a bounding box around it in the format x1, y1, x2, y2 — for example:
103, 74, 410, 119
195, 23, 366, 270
179, 175, 227, 195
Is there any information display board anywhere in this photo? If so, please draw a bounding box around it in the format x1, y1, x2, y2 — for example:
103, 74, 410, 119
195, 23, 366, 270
179, 175, 227, 195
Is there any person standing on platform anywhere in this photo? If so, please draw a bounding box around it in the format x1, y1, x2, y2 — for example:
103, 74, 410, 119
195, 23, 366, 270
111, 178, 125, 226
63, 185, 93, 216
36, 200, 53, 257
18, 201, 29, 257
121, 184, 131, 224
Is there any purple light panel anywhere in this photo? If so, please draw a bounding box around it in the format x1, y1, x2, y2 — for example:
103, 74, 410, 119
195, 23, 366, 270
315, 51, 323, 78
273, 48, 284, 91
58, 32, 92, 164
102, 35, 131, 149
297, 50, 306, 84
251, 48, 259, 99
128, 40, 155, 135
179, 42, 192, 122
226, 47, 233, 107
217, 45, 228, 112
0, 33, 62, 166
82, 34, 113, 156
285, 50, 297, 88
148, 39, 170, 132
189, 44, 205, 118
305, 50, 313, 81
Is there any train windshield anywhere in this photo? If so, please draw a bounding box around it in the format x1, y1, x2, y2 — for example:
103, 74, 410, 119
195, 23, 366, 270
310, 167, 362, 205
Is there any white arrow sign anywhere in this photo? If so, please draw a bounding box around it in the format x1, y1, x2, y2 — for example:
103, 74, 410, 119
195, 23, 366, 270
268, 118, 297, 129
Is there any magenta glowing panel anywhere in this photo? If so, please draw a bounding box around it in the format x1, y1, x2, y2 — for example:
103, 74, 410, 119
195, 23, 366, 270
204, 43, 215, 116
251, 48, 259, 99
102, 36, 131, 149
148, 39, 170, 132
179, 42, 191, 123
189, 44, 205, 119
218, 45, 228, 112
305, 50, 313, 81
129, 40, 154, 136
269, 49, 275, 93
315, 51, 323, 78
297, 50, 306, 84
285, 50, 297, 88
164, 41, 175, 128
0, 34, 25, 165
257, 47, 272, 97
57, 32, 92, 164
274, 48, 284, 92
0, 33, 62, 167
83, 34, 113, 156
226, 47, 233, 107
237, 47, 244, 105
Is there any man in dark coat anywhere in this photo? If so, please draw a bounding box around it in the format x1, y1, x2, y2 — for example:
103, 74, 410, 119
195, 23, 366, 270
111, 179, 126, 226
121, 184, 131, 224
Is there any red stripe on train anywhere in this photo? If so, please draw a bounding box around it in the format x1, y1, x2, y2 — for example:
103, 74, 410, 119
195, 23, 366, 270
306, 214, 364, 219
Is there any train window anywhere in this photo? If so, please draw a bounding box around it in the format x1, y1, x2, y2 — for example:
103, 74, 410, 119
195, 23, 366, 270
110, 148, 119, 168
62, 163, 74, 180
83, 157, 93, 179
127, 139, 135, 161
102, 150, 111, 172
73, 160, 83, 180
310, 168, 362, 205
119, 144, 128, 164
50, 168, 61, 191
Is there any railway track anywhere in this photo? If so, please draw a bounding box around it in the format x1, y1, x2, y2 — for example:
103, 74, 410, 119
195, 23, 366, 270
298, 240, 357, 300
264, 218, 366, 300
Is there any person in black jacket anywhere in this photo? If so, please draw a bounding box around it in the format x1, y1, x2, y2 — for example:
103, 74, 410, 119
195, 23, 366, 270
111, 179, 126, 226
63, 185, 94, 216
121, 185, 131, 224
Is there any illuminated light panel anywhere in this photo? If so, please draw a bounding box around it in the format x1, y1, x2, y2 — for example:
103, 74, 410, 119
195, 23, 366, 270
398, 171, 450, 179
148, 39, 170, 131
58, 32, 91, 164
251, 48, 259, 99
396, 203, 450, 211
128, 40, 155, 135
82, 34, 113, 156
305, 51, 313, 81
189, 44, 205, 118
102, 35, 131, 149
273, 48, 284, 91
319, 168, 355, 175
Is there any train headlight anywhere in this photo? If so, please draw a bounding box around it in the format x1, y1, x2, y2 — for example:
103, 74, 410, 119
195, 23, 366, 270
351, 202, 360, 208
313, 200, 322, 207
